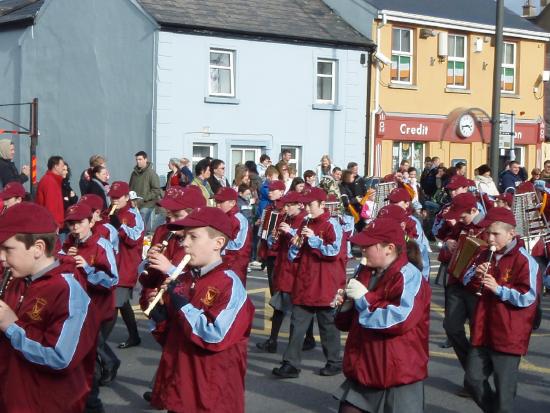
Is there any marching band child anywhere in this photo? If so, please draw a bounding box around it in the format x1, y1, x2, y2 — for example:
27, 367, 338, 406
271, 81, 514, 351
463, 207, 539, 413
333, 218, 431, 413
0, 203, 96, 412
147, 207, 254, 413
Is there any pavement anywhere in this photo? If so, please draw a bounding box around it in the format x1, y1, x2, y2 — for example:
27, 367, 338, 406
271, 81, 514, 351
100, 252, 550, 412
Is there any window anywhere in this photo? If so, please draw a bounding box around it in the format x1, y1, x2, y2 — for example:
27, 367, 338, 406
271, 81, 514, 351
447, 34, 467, 88
392, 142, 424, 172
209, 49, 235, 97
316, 59, 336, 103
230, 146, 262, 181
192, 143, 216, 167
501, 42, 516, 93
280, 145, 302, 175
391, 28, 413, 83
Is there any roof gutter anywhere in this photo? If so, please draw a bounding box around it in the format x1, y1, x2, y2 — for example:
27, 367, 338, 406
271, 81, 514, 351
378, 10, 550, 41
159, 23, 376, 51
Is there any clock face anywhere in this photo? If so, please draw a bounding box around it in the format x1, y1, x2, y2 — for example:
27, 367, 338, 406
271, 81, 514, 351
457, 114, 475, 138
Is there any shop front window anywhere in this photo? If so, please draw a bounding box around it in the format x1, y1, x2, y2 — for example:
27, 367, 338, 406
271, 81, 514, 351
392, 142, 424, 172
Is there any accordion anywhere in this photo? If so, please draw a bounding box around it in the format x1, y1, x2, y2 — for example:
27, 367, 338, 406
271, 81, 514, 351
258, 209, 281, 240
448, 234, 486, 279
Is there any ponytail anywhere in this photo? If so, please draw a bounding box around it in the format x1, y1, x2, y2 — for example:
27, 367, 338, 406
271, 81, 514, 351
405, 239, 423, 272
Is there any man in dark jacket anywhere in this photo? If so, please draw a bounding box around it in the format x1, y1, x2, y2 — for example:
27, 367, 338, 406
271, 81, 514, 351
129, 151, 162, 233
0, 138, 29, 189
498, 161, 523, 193
207, 159, 230, 195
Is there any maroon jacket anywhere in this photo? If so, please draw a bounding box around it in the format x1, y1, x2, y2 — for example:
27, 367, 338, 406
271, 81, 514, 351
36, 171, 64, 228
335, 253, 431, 389
272, 210, 307, 293
151, 262, 254, 413
223, 206, 252, 285
0, 261, 96, 412
463, 238, 539, 355
290, 211, 347, 307
113, 205, 144, 288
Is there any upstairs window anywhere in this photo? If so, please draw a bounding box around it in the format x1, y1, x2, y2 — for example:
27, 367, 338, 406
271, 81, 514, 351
501, 42, 516, 93
447, 34, 467, 88
391, 28, 413, 83
209, 49, 235, 97
316, 59, 336, 103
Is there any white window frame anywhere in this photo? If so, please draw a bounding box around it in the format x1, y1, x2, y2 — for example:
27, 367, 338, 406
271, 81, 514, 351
192, 143, 216, 167
447, 34, 467, 89
316, 59, 336, 104
391, 27, 413, 84
208, 49, 235, 97
230, 146, 262, 181
280, 145, 302, 175
501, 42, 516, 94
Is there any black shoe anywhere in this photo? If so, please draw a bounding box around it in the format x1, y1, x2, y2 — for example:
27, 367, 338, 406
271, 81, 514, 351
302, 338, 316, 351
272, 362, 300, 378
143, 391, 152, 402
99, 359, 120, 386
118, 337, 141, 349
256, 339, 277, 353
320, 364, 342, 376
439, 339, 452, 349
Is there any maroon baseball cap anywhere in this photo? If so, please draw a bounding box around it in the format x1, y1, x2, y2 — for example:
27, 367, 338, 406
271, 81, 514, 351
0, 182, 26, 200
516, 181, 535, 194
350, 218, 406, 247
64, 203, 93, 222
479, 207, 516, 228
301, 187, 327, 203
79, 194, 104, 211
496, 192, 513, 208
0, 202, 57, 244
386, 188, 411, 204
446, 175, 471, 190
444, 192, 478, 219
377, 204, 408, 222
108, 181, 130, 198
268, 180, 286, 192
214, 187, 238, 202
158, 185, 206, 211
167, 206, 233, 238
279, 191, 302, 204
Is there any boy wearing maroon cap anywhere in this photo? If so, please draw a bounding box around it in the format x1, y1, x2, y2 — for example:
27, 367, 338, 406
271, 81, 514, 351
333, 218, 430, 413
462, 208, 539, 413
146, 207, 254, 413
273, 187, 346, 378
61, 203, 118, 412
0, 202, 96, 412
0, 181, 26, 211
215, 187, 252, 284
107, 181, 144, 349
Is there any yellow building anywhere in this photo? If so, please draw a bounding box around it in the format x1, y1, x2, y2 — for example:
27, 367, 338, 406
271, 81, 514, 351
324, 0, 550, 177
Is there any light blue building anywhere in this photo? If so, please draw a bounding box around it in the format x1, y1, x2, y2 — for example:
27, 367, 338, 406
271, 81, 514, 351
0, 0, 374, 185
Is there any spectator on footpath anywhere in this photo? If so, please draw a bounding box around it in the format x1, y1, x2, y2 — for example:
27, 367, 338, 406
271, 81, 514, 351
79, 154, 106, 195
233, 164, 250, 190
61, 162, 78, 211
280, 148, 292, 164
498, 161, 523, 193
475, 164, 500, 197
455, 162, 467, 176
419, 156, 433, 189
398, 159, 410, 173
129, 150, 162, 233
85, 164, 110, 210
315, 155, 335, 184
208, 159, 230, 195
540, 160, 550, 183
422, 156, 441, 197
245, 160, 262, 195
530, 167, 542, 184
257, 154, 271, 179
290, 177, 305, 193
165, 158, 188, 189
191, 158, 214, 202
179, 157, 194, 183
36, 155, 65, 228
332, 167, 342, 185
0, 138, 29, 189
303, 170, 317, 189
237, 183, 254, 229
346, 162, 367, 200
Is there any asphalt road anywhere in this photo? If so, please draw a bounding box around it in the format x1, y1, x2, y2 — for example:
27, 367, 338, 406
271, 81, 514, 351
101, 254, 550, 412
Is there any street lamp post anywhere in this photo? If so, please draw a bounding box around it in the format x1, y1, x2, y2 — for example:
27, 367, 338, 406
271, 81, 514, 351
490, 0, 505, 181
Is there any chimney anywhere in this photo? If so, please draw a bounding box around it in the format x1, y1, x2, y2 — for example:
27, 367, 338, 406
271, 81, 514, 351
523, 0, 536, 17
541, 0, 550, 9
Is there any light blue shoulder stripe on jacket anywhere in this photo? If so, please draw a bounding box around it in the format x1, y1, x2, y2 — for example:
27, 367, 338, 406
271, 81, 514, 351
432, 215, 444, 238
180, 270, 247, 343
121, 208, 144, 241
226, 213, 249, 251
85, 238, 119, 288
495, 247, 538, 307
356, 263, 422, 329
307, 218, 342, 257
104, 223, 120, 254
463, 264, 477, 286
5, 274, 90, 370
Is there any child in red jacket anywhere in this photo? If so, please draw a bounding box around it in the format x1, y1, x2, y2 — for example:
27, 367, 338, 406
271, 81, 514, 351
464, 207, 539, 413
333, 217, 431, 413
0, 202, 96, 412
146, 207, 254, 413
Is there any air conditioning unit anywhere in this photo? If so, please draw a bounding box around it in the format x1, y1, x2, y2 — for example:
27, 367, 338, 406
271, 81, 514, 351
438, 32, 448, 58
